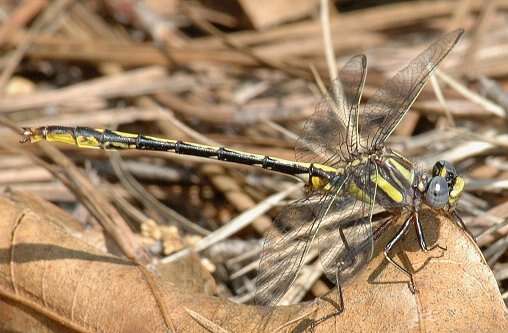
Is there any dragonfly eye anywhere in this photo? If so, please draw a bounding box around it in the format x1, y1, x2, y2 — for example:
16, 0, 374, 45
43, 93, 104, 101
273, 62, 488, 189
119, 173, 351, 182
425, 176, 449, 209
432, 160, 457, 184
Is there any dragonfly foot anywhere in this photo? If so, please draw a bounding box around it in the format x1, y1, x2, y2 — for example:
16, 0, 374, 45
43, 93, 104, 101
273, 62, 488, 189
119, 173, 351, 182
310, 284, 345, 329
423, 242, 447, 252
408, 276, 416, 294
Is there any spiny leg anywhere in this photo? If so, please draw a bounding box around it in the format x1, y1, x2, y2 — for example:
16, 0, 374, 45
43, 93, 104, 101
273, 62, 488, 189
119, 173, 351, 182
326, 215, 356, 315
310, 269, 346, 329
320, 218, 349, 315
328, 225, 346, 313
384, 215, 415, 293
452, 210, 475, 239
335, 269, 344, 313
311, 288, 344, 329
335, 224, 349, 313
413, 211, 446, 252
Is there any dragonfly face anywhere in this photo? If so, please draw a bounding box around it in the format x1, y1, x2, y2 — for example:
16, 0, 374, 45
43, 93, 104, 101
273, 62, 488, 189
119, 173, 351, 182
424, 175, 450, 209
429, 160, 465, 208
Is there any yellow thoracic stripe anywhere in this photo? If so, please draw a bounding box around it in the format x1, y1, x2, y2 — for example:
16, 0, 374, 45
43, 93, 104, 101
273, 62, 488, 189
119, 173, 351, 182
371, 172, 404, 203
347, 169, 404, 205
348, 181, 372, 204
346, 159, 407, 204
387, 157, 414, 185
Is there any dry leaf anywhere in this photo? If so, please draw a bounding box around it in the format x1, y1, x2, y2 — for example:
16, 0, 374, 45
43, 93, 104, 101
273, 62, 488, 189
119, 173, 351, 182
0, 194, 507, 332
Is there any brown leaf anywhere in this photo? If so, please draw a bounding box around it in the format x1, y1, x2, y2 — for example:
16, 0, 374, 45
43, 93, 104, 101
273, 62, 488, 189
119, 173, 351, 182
0, 194, 506, 332
303, 209, 508, 332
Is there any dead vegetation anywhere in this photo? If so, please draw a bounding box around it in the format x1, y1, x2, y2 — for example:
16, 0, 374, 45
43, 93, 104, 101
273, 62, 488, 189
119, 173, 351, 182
0, 1, 508, 332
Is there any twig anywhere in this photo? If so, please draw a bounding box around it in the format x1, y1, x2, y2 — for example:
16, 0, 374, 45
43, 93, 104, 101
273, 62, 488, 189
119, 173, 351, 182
185, 308, 230, 333
182, 3, 310, 80
461, 0, 497, 78
431, 74, 455, 126
0, 0, 73, 93
161, 183, 302, 264
320, 0, 341, 93
109, 152, 210, 236
436, 70, 505, 118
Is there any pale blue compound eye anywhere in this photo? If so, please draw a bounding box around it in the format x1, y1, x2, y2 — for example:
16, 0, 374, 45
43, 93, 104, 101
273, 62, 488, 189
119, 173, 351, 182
425, 176, 449, 209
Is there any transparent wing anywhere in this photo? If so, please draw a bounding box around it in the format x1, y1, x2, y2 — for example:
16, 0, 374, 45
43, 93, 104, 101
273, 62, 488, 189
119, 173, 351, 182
340, 54, 368, 154
254, 181, 347, 305
360, 29, 463, 149
317, 163, 376, 283
296, 55, 367, 165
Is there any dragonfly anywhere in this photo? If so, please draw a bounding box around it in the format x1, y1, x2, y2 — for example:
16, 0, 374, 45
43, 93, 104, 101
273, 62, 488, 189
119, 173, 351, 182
21, 29, 465, 308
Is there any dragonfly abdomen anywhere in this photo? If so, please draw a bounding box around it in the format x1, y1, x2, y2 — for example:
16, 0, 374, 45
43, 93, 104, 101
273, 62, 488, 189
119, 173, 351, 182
21, 126, 314, 176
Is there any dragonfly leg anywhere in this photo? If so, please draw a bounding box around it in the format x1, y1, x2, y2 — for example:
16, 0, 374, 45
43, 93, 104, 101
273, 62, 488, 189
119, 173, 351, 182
452, 210, 475, 239
335, 269, 344, 312
414, 211, 446, 252
310, 271, 345, 329
384, 215, 415, 293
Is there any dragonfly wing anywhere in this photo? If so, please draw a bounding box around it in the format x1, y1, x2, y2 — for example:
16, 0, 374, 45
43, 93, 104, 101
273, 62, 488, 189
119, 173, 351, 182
339, 54, 368, 155
360, 29, 463, 148
317, 164, 376, 283
254, 187, 345, 305
296, 55, 367, 165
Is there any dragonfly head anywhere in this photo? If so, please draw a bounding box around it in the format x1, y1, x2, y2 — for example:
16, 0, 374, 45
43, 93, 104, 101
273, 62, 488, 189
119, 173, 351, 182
423, 160, 464, 210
